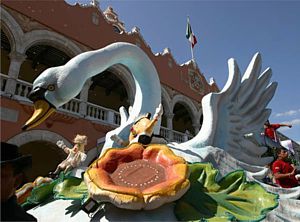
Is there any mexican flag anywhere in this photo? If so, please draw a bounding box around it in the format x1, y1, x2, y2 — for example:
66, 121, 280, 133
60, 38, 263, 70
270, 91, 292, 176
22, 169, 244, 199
186, 19, 197, 48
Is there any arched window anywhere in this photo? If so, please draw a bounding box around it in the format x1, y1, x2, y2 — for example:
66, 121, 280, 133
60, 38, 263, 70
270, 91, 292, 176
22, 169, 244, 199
88, 69, 129, 111
1, 29, 11, 75
113, 25, 121, 33
20, 140, 66, 181
19, 45, 71, 83
173, 103, 194, 135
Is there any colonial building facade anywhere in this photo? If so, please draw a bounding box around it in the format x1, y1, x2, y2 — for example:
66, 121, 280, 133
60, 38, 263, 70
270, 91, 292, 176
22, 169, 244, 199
2, 1, 298, 180
1, 1, 219, 180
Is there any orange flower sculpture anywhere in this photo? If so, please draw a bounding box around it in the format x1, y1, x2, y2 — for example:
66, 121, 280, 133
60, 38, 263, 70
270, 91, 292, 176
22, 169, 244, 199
84, 143, 190, 210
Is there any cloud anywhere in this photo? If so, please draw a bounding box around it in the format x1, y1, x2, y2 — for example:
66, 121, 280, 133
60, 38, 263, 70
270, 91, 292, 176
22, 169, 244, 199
277, 119, 300, 132
278, 127, 290, 132
275, 109, 300, 117
279, 119, 300, 132
285, 119, 300, 125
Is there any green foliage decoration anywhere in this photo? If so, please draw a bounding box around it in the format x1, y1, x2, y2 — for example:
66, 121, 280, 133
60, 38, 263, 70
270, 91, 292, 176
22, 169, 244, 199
175, 163, 278, 222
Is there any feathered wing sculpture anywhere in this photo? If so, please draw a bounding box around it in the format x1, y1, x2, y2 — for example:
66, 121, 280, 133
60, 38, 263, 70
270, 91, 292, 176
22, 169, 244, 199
170, 53, 277, 166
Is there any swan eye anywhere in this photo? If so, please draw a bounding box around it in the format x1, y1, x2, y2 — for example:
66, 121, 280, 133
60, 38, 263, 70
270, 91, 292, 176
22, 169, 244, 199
47, 84, 55, 91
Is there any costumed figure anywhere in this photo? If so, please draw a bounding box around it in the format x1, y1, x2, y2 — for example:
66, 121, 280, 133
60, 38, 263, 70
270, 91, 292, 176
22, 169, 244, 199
264, 120, 292, 142
50, 134, 87, 176
110, 104, 165, 146
244, 120, 293, 152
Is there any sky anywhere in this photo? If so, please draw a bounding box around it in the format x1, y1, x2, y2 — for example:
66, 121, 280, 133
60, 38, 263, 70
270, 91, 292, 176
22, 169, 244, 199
66, 0, 300, 143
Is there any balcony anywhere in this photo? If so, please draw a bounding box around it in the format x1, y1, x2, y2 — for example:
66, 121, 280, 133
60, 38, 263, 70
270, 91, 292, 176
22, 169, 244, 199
0, 73, 192, 143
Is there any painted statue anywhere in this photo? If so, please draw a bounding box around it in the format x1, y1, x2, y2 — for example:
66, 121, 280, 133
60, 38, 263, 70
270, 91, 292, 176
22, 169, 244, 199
110, 104, 165, 146
50, 134, 87, 176
22, 42, 299, 221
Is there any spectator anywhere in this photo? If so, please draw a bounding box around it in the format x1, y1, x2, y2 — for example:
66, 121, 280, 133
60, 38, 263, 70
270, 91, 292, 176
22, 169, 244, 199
264, 120, 292, 142
1, 142, 37, 221
271, 148, 299, 188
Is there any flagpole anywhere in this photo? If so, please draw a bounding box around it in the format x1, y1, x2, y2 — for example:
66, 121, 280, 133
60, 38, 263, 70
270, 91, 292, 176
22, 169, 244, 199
187, 16, 195, 62
190, 43, 194, 62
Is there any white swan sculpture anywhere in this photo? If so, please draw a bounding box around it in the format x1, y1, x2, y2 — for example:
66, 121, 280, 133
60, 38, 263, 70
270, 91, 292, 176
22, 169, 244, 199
23, 42, 161, 149
23, 42, 300, 221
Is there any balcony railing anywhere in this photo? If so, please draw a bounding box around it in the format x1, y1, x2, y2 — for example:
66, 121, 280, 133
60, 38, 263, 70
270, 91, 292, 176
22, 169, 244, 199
160, 127, 170, 140
86, 102, 108, 121
114, 112, 121, 125
15, 79, 32, 99
160, 126, 193, 142
0, 74, 193, 143
61, 98, 80, 114
0, 74, 7, 92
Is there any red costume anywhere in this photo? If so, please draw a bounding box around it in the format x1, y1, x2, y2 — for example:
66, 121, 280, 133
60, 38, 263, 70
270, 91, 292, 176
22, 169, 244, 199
272, 159, 298, 188
264, 124, 281, 141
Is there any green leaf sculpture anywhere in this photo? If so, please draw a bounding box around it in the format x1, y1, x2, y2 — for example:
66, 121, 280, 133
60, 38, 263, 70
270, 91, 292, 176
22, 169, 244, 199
175, 163, 278, 221
23, 180, 57, 207
22, 173, 88, 208
53, 176, 88, 200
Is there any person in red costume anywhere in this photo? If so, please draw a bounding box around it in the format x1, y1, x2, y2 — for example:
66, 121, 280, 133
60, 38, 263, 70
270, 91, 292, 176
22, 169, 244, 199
272, 148, 299, 188
264, 120, 292, 142
244, 120, 292, 150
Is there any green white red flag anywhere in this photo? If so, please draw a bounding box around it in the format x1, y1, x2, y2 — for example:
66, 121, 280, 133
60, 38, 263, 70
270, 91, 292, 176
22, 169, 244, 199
186, 19, 197, 48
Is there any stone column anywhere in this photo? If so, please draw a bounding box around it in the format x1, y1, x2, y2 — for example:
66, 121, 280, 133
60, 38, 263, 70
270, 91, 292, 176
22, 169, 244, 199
107, 110, 115, 124
165, 113, 174, 141
127, 97, 134, 107
184, 130, 189, 142
193, 123, 201, 135
79, 79, 93, 117
5, 51, 27, 95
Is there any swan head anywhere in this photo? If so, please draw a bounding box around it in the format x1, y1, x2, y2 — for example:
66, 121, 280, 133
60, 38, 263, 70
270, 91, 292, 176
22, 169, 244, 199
22, 66, 82, 130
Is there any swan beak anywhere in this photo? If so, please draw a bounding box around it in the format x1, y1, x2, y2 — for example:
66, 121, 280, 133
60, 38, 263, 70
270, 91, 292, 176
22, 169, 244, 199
22, 100, 55, 130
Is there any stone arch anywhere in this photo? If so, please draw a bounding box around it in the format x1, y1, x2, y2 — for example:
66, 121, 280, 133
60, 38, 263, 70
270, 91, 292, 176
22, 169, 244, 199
17, 30, 82, 83
198, 107, 203, 126
160, 86, 172, 128
7, 130, 74, 180
0, 6, 24, 52
7, 129, 72, 148
86, 63, 135, 112
1, 29, 12, 76
171, 94, 198, 123
106, 64, 135, 106
20, 29, 83, 57
161, 86, 172, 115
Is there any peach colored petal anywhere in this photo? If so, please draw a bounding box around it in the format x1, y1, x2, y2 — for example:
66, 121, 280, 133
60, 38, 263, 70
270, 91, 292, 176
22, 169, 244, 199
143, 144, 186, 167
143, 164, 189, 194
84, 143, 190, 210
92, 144, 144, 173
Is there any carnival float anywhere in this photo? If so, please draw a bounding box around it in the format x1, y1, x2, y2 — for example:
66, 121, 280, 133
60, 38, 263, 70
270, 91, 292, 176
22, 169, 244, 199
17, 42, 299, 221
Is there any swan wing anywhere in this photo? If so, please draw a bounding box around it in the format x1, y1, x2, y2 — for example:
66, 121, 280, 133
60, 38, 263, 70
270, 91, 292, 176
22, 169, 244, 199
171, 53, 277, 166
